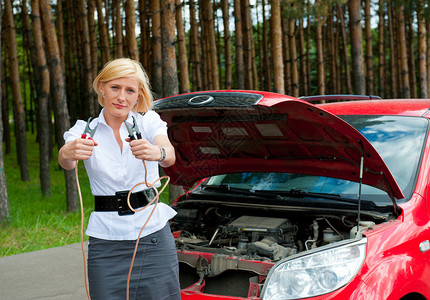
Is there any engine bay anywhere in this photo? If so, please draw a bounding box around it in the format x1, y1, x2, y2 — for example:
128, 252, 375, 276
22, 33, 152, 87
171, 200, 383, 297
172, 202, 378, 263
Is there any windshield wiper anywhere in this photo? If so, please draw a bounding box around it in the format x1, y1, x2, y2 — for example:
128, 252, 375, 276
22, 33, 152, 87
203, 185, 377, 207
282, 189, 373, 206
203, 184, 280, 200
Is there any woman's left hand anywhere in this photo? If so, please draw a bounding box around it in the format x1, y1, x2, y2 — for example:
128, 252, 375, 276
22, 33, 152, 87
127, 138, 162, 161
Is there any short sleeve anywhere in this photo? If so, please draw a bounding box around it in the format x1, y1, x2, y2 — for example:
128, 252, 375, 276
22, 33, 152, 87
140, 110, 168, 143
63, 120, 87, 143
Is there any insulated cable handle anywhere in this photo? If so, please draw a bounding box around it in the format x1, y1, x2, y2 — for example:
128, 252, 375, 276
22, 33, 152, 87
124, 116, 142, 140
82, 117, 98, 140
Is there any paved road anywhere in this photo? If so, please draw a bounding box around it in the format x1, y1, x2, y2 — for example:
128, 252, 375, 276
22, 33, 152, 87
0, 243, 89, 300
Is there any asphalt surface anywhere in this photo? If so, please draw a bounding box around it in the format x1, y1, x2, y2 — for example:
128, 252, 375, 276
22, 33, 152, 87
0, 242, 89, 299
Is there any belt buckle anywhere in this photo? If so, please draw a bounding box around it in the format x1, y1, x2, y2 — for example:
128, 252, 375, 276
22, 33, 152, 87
116, 190, 135, 216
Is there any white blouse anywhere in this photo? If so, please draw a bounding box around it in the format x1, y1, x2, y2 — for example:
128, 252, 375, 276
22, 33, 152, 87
64, 109, 177, 240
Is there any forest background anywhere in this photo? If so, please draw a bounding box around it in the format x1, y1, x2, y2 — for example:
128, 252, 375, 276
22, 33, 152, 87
0, 0, 429, 253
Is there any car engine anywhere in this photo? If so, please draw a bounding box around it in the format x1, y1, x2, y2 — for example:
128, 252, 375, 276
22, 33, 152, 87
171, 203, 377, 297
171, 205, 373, 261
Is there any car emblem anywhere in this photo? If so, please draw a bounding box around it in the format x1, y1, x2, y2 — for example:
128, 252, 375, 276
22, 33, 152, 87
188, 95, 214, 106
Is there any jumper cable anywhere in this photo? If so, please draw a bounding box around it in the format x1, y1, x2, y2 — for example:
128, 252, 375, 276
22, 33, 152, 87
123, 116, 170, 300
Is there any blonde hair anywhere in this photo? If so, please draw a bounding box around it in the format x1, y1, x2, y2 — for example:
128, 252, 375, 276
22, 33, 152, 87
93, 58, 153, 113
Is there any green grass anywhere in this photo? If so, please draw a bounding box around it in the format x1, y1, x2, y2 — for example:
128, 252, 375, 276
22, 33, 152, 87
0, 131, 169, 257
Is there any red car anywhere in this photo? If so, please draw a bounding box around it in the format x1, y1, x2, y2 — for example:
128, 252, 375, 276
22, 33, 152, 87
154, 91, 430, 300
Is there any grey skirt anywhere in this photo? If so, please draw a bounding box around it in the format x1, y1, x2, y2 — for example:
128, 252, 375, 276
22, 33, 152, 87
87, 223, 181, 300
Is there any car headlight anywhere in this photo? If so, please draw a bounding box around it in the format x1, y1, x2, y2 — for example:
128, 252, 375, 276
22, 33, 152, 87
262, 239, 366, 300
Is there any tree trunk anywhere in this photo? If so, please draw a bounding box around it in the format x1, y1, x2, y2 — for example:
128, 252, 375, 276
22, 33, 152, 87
417, 0, 427, 98
241, 0, 253, 90
88, 0, 98, 80
428, 21, 430, 95
377, 0, 385, 98
255, 3, 263, 90
40, 0, 78, 212
221, 0, 232, 89
288, 19, 300, 97
176, 0, 190, 94
87, 2, 100, 131
161, 0, 178, 97
201, 0, 219, 90
139, 0, 151, 74
388, 1, 398, 98
315, 0, 325, 96
77, 0, 95, 117
189, 0, 202, 91
64, 0, 77, 123
31, 0, 51, 196
270, 0, 284, 94
160, 0, 184, 204
248, 4, 258, 91
298, 18, 307, 95
282, 17, 290, 95
215, 6, 222, 89
72, 2, 85, 117
96, 0, 110, 67
396, 4, 410, 98
349, 0, 365, 95
151, 0, 163, 98
305, 9, 311, 95
0, 2, 10, 222
234, 0, 245, 89
406, 10, 416, 99
326, 8, 336, 94
21, 0, 37, 135
1, 59, 11, 155
262, 0, 271, 92
4, 0, 30, 182
338, 3, 352, 94
349, 0, 366, 95
200, 8, 210, 91
56, 0, 66, 74
125, 0, 139, 61
364, 0, 374, 95
112, 0, 123, 58
335, 10, 342, 94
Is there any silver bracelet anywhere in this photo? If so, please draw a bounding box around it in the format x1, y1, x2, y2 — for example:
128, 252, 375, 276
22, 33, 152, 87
158, 146, 166, 162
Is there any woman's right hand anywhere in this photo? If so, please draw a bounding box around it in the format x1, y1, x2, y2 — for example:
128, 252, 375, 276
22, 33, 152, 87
58, 138, 98, 170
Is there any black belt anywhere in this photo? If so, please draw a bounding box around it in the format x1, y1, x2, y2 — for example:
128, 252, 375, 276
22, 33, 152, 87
94, 189, 157, 216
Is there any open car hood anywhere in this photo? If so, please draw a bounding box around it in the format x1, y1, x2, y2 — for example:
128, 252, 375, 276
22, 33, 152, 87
154, 91, 404, 201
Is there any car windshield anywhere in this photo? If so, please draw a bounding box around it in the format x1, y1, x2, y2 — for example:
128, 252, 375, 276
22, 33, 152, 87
205, 115, 428, 204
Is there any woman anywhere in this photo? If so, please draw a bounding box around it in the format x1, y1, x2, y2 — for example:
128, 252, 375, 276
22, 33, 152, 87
58, 58, 180, 300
